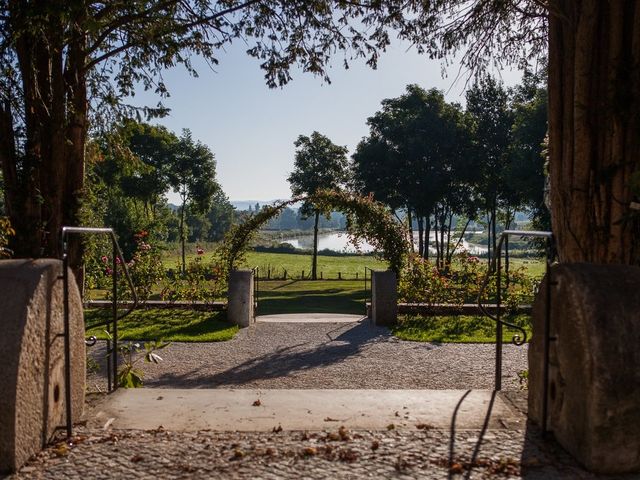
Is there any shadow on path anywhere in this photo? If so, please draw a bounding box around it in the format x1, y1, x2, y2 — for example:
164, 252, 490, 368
147, 321, 391, 388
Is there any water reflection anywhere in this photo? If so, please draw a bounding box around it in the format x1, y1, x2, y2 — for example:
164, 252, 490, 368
279, 232, 488, 255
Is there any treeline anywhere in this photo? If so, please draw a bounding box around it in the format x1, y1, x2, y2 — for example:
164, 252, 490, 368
83, 121, 234, 260
351, 72, 548, 268
260, 207, 347, 231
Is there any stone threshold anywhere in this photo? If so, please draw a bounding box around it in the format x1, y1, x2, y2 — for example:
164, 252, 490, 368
88, 389, 525, 432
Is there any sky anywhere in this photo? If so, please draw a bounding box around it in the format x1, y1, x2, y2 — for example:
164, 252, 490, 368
131, 40, 523, 204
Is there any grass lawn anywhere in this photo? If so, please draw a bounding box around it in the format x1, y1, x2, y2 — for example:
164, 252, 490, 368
392, 314, 532, 343
508, 258, 546, 279
160, 243, 544, 280
85, 308, 238, 342
245, 252, 386, 279
161, 247, 387, 278
257, 279, 368, 316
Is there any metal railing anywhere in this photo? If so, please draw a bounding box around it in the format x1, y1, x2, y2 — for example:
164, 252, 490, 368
61, 226, 138, 438
477, 229, 555, 433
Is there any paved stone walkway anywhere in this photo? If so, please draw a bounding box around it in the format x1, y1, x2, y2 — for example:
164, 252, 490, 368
8, 425, 616, 479
87, 319, 529, 391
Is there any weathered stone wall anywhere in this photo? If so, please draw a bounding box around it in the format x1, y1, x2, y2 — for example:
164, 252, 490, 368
228, 269, 254, 327
0, 260, 85, 473
528, 263, 640, 473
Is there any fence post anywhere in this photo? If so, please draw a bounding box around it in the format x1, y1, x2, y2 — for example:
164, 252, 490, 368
228, 269, 254, 327
371, 270, 397, 326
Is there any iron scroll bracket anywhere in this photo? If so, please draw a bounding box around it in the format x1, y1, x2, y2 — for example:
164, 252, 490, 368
476, 229, 554, 407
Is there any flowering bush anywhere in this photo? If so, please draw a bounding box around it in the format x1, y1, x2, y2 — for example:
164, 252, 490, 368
0, 217, 14, 258
399, 252, 539, 312
96, 231, 165, 302
399, 254, 461, 306
160, 255, 225, 303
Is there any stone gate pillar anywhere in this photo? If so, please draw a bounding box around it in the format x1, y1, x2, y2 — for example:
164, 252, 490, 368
0, 259, 85, 473
528, 263, 640, 474
371, 270, 397, 326
228, 269, 254, 327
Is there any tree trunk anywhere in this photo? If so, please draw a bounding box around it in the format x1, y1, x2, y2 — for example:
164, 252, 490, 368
312, 210, 319, 280
549, 1, 640, 265
406, 207, 414, 253
433, 215, 440, 268
2, 7, 87, 286
417, 216, 424, 259
485, 214, 491, 266
180, 196, 186, 275
424, 215, 431, 261
491, 203, 497, 260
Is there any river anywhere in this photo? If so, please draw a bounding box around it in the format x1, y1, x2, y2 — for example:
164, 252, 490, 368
278, 231, 488, 255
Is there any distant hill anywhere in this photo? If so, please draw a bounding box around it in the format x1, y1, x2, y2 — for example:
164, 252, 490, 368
231, 199, 297, 211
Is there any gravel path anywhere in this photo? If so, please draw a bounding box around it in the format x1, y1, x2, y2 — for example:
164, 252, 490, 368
88, 319, 528, 391
8, 425, 609, 479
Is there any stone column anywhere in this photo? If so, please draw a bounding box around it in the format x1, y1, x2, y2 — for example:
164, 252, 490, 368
228, 269, 254, 328
0, 259, 85, 473
528, 263, 640, 474
371, 270, 397, 326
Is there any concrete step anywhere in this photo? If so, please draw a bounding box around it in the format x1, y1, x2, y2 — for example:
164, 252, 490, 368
256, 313, 367, 323
88, 389, 525, 432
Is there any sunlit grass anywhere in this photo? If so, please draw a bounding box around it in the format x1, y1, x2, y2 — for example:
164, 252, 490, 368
392, 314, 532, 343
257, 279, 368, 315
84, 308, 238, 342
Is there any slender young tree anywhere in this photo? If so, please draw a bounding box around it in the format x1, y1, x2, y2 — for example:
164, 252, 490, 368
288, 132, 348, 280
167, 130, 219, 274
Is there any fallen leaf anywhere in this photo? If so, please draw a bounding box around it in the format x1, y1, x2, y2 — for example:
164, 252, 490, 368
252, 399, 261, 407
386, 423, 395, 430
232, 449, 245, 459
103, 417, 115, 430
272, 425, 283, 433
302, 447, 317, 456
130, 454, 144, 463
53, 444, 69, 457
450, 462, 464, 474
416, 423, 434, 430
338, 448, 359, 462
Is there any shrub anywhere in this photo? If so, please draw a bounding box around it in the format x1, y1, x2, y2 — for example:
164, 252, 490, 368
399, 252, 539, 310
0, 217, 14, 258
160, 255, 225, 302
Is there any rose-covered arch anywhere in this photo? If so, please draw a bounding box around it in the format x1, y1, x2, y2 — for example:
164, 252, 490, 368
217, 189, 409, 276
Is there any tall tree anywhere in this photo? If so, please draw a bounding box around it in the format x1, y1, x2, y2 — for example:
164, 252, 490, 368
466, 76, 514, 262
288, 132, 348, 280
352, 85, 475, 268
0, 1, 432, 269
507, 70, 549, 231
168, 130, 219, 274
85, 122, 180, 256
